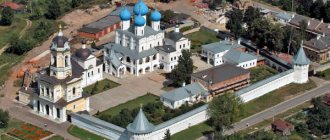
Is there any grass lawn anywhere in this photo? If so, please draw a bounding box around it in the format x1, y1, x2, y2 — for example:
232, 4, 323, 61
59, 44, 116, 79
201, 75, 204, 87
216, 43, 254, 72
68, 125, 108, 140
48, 135, 65, 140
171, 122, 212, 140
97, 93, 159, 117
240, 79, 316, 119
184, 28, 219, 53
0, 16, 27, 49
249, 65, 278, 84
0, 54, 24, 86
0, 134, 16, 140
83, 79, 121, 95
315, 68, 330, 80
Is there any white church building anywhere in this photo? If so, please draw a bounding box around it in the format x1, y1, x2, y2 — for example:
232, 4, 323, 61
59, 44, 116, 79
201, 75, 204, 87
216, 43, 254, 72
103, 0, 190, 77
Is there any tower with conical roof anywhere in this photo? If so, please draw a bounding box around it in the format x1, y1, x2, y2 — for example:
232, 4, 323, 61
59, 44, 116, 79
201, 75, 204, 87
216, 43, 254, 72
120, 7, 131, 30
127, 107, 155, 140
293, 43, 310, 84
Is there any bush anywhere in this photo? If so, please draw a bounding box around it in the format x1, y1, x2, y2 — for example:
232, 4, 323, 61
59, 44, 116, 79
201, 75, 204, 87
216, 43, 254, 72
0, 109, 9, 128
1, 7, 14, 26
6, 37, 33, 55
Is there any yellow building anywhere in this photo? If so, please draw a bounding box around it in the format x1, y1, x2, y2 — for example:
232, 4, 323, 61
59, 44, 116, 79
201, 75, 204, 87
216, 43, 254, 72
18, 26, 90, 123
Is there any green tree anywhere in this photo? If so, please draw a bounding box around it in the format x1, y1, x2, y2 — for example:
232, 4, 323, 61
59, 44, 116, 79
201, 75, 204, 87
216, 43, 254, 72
267, 24, 284, 52
6, 35, 33, 55
306, 97, 330, 136
226, 9, 244, 38
244, 7, 261, 27
279, 0, 293, 11
0, 109, 9, 128
163, 129, 171, 140
324, 2, 330, 22
71, 0, 82, 8
46, 0, 61, 19
208, 93, 242, 134
1, 7, 14, 25
299, 19, 308, 39
248, 17, 272, 48
311, 0, 324, 20
163, 10, 175, 23
169, 50, 193, 87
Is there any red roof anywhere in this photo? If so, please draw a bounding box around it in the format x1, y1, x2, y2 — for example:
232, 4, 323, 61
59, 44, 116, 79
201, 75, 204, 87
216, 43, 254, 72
272, 119, 294, 132
1, 2, 24, 10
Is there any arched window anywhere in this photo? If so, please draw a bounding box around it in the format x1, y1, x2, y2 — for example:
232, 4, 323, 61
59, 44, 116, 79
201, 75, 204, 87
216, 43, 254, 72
73, 87, 76, 95
46, 88, 49, 96
65, 55, 69, 67
153, 55, 157, 60
126, 57, 131, 63
146, 57, 150, 63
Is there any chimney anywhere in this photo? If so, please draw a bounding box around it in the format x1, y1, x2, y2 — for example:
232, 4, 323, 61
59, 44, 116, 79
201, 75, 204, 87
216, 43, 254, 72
307, 20, 311, 26
322, 33, 326, 37
256, 49, 260, 56
317, 34, 321, 40
291, 13, 295, 18
182, 82, 186, 87
82, 40, 87, 49
328, 24, 330, 29
174, 24, 180, 33
237, 38, 241, 45
321, 18, 324, 23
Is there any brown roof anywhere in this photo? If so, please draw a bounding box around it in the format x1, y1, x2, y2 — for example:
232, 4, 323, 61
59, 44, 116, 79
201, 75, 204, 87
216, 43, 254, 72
272, 119, 294, 132
304, 35, 330, 51
191, 63, 250, 84
323, 94, 330, 106
1, 2, 24, 10
289, 14, 330, 36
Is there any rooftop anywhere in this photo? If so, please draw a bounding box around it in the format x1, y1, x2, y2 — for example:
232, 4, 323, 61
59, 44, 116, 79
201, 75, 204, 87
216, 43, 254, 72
304, 35, 330, 51
127, 108, 155, 134
202, 40, 242, 54
160, 83, 208, 102
272, 119, 294, 131
78, 15, 121, 34
223, 49, 257, 64
1, 2, 24, 10
191, 63, 250, 84
104, 43, 158, 60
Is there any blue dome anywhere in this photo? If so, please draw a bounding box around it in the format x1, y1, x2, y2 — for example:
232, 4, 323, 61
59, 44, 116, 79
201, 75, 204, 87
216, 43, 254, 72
151, 9, 161, 21
135, 13, 145, 26
119, 7, 131, 21
133, 0, 148, 15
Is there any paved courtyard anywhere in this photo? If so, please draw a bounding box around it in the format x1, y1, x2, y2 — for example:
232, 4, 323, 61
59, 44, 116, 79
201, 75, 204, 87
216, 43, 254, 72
192, 55, 213, 72
89, 72, 166, 114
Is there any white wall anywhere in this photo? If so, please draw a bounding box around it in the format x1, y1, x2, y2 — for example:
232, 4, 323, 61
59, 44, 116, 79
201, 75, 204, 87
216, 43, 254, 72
236, 59, 257, 69
238, 70, 294, 102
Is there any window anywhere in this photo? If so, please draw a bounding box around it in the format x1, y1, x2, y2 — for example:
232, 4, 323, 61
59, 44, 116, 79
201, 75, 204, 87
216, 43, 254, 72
98, 68, 100, 73
146, 57, 150, 63
73, 87, 76, 95
46, 88, 49, 96
88, 73, 90, 77
73, 105, 76, 109
183, 44, 185, 48
92, 71, 94, 76
153, 55, 157, 60
162, 56, 164, 60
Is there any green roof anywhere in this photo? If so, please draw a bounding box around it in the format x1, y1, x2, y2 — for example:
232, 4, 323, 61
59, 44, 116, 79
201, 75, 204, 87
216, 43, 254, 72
202, 40, 242, 54
223, 49, 257, 64
160, 83, 208, 102
127, 108, 155, 134
293, 47, 310, 65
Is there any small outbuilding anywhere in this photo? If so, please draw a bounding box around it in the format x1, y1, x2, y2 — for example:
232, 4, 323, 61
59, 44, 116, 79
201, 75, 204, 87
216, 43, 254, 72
271, 119, 294, 135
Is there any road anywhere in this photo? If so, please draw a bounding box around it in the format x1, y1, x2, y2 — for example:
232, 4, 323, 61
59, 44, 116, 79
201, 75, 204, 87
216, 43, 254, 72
224, 78, 330, 135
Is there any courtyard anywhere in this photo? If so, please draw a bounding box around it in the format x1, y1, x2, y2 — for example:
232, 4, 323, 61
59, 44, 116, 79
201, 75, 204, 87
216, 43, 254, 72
184, 28, 220, 53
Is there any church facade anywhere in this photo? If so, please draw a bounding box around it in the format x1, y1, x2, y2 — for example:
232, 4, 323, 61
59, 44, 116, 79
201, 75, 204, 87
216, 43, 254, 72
104, 0, 190, 78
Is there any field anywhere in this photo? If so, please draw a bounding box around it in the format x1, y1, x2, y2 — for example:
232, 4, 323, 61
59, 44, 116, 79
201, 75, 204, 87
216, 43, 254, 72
171, 122, 212, 140
83, 79, 121, 95
249, 65, 278, 84
0, 17, 26, 49
68, 125, 108, 140
184, 28, 219, 53
315, 68, 330, 80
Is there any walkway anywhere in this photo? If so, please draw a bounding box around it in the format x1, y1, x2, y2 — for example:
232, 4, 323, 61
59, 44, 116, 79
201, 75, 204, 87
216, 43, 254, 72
90, 72, 166, 114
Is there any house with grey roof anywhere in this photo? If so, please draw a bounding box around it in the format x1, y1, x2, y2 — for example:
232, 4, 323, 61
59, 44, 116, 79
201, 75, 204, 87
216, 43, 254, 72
160, 83, 208, 109
275, 12, 293, 25
201, 39, 257, 69
303, 34, 330, 63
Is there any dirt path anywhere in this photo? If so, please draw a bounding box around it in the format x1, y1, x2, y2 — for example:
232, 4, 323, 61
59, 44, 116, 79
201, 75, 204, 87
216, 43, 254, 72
0, 19, 32, 55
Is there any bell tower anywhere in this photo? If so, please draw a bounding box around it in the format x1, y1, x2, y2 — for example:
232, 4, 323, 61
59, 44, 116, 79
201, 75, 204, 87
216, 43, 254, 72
49, 25, 72, 79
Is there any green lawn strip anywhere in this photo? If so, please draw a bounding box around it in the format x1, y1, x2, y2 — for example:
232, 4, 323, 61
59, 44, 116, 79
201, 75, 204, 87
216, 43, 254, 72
83, 79, 121, 95
240, 79, 316, 119
249, 65, 278, 84
239, 101, 311, 135
68, 125, 108, 140
315, 68, 330, 80
0, 16, 26, 48
0, 54, 24, 86
1, 134, 17, 140
171, 122, 212, 140
48, 135, 65, 140
184, 28, 219, 53
96, 94, 159, 117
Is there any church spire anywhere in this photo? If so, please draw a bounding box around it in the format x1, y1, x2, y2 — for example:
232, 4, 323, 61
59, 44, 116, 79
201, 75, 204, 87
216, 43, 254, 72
58, 24, 63, 36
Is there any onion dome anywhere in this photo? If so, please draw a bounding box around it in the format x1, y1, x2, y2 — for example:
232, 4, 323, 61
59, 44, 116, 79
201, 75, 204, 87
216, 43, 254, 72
151, 9, 161, 21
133, 0, 148, 15
75, 40, 91, 60
51, 24, 69, 48
119, 7, 131, 21
135, 13, 145, 26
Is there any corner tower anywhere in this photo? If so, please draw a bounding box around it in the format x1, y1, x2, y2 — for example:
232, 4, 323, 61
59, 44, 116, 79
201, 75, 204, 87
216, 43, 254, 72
49, 25, 72, 79
127, 107, 155, 140
293, 45, 310, 84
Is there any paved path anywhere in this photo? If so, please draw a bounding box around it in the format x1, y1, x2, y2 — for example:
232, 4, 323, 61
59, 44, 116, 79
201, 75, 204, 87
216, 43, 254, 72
90, 72, 166, 114
224, 77, 330, 135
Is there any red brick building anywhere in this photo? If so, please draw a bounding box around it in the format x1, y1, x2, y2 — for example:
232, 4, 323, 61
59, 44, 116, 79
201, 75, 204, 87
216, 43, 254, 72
78, 15, 121, 40
191, 64, 250, 95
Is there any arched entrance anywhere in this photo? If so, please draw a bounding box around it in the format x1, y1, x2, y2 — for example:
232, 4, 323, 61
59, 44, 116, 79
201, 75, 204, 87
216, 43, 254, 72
159, 63, 164, 69
145, 67, 150, 72
45, 105, 50, 115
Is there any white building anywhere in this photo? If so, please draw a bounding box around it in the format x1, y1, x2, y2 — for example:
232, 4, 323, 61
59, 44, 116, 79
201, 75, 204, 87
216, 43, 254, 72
201, 39, 257, 69
157, 25, 191, 72
72, 41, 103, 87
104, 1, 190, 77
275, 12, 294, 25
160, 83, 208, 109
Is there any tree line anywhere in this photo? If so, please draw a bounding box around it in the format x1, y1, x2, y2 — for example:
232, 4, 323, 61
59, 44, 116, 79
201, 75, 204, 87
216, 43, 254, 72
226, 7, 309, 54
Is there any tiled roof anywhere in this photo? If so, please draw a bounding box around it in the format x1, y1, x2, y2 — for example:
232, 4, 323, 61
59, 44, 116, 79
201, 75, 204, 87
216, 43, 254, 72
1, 2, 24, 10
116, 26, 163, 40
160, 83, 208, 102
156, 45, 176, 53
304, 35, 330, 51
78, 16, 120, 34
272, 119, 294, 131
